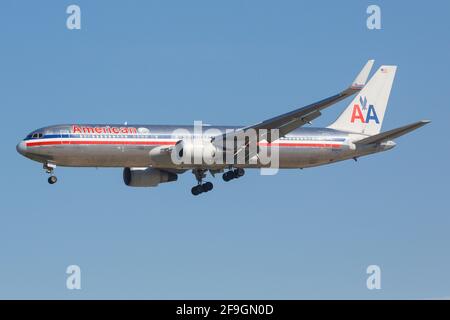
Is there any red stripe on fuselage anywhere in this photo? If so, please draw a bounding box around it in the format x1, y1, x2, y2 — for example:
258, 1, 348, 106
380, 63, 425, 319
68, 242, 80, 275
25, 139, 342, 148
26, 140, 176, 147
259, 142, 341, 148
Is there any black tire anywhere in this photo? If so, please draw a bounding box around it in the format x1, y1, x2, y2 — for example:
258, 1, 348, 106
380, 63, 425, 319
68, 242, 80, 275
48, 176, 57, 184
191, 186, 200, 196
235, 168, 245, 177
222, 172, 231, 182
191, 185, 204, 195
203, 182, 213, 192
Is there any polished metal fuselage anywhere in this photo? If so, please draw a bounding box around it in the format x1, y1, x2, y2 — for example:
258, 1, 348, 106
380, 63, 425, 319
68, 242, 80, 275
17, 124, 394, 170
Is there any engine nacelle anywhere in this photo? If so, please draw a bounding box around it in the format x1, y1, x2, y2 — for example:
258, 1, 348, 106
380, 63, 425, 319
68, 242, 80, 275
123, 167, 177, 187
174, 139, 219, 165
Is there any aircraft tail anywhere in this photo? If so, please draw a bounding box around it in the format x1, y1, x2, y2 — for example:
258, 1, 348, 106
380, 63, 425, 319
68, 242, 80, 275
328, 65, 397, 135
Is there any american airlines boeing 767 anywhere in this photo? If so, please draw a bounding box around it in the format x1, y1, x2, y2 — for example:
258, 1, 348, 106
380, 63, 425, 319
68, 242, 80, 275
16, 60, 429, 195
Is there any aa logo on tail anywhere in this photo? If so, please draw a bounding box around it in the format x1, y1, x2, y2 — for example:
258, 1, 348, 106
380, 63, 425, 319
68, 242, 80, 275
351, 96, 379, 124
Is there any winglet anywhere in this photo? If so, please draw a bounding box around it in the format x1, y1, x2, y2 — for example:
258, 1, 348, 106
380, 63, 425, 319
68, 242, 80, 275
351, 59, 375, 89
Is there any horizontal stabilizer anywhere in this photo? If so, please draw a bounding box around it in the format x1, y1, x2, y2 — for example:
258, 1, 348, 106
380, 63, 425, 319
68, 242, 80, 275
355, 120, 431, 145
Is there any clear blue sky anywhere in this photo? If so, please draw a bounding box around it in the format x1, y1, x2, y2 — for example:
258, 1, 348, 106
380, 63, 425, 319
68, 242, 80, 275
0, 1, 449, 299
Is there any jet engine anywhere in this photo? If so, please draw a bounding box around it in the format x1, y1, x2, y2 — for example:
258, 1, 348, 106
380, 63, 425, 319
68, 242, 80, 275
174, 139, 219, 165
123, 167, 178, 187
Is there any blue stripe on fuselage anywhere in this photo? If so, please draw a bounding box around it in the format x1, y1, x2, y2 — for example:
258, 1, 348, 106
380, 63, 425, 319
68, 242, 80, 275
24, 134, 347, 142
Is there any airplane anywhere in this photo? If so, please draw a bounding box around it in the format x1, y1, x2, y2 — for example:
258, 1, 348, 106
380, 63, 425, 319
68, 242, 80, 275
16, 60, 430, 195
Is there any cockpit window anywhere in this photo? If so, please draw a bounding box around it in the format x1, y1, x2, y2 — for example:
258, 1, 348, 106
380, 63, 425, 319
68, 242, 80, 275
30, 133, 43, 139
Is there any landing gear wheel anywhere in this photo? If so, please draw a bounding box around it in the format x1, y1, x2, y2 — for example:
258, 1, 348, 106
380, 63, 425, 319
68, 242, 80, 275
190, 169, 215, 195
223, 168, 245, 181
48, 176, 57, 184
191, 185, 201, 196
234, 168, 245, 177
203, 182, 213, 192
222, 171, 234, 182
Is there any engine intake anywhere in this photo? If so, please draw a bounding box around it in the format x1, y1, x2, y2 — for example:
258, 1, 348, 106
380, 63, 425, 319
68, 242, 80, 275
123, 167, 177, 187
174, 139, 219, 165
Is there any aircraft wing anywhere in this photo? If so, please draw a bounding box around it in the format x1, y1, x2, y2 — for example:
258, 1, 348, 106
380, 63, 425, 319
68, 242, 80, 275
211, 60, 374, 158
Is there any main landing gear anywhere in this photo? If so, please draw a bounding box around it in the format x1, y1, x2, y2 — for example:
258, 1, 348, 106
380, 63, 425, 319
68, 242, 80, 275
222, 168, 245, 182
190, 168, 246, 196
44, 162, 58, 184
191, 181, 213, 196
191, 169, 214, 196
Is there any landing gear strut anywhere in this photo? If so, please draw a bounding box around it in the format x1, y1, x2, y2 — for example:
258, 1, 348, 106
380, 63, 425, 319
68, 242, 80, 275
44, 162, 58, 184
222, 168, 245, 182
191, 169, 214, 196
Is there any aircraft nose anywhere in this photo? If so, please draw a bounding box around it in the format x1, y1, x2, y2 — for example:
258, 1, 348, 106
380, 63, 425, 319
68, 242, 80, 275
16, 141, 27, 156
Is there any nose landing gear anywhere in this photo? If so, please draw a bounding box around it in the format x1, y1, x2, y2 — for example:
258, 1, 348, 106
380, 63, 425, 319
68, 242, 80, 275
48, 176, 58, 184
44, 162, 58, 185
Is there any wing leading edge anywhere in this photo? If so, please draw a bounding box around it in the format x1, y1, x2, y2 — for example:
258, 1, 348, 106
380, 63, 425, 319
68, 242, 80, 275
212, 60, 375, 155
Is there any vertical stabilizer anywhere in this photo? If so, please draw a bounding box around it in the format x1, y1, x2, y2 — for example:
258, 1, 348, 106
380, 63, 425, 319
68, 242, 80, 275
328, 65, 397, 135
